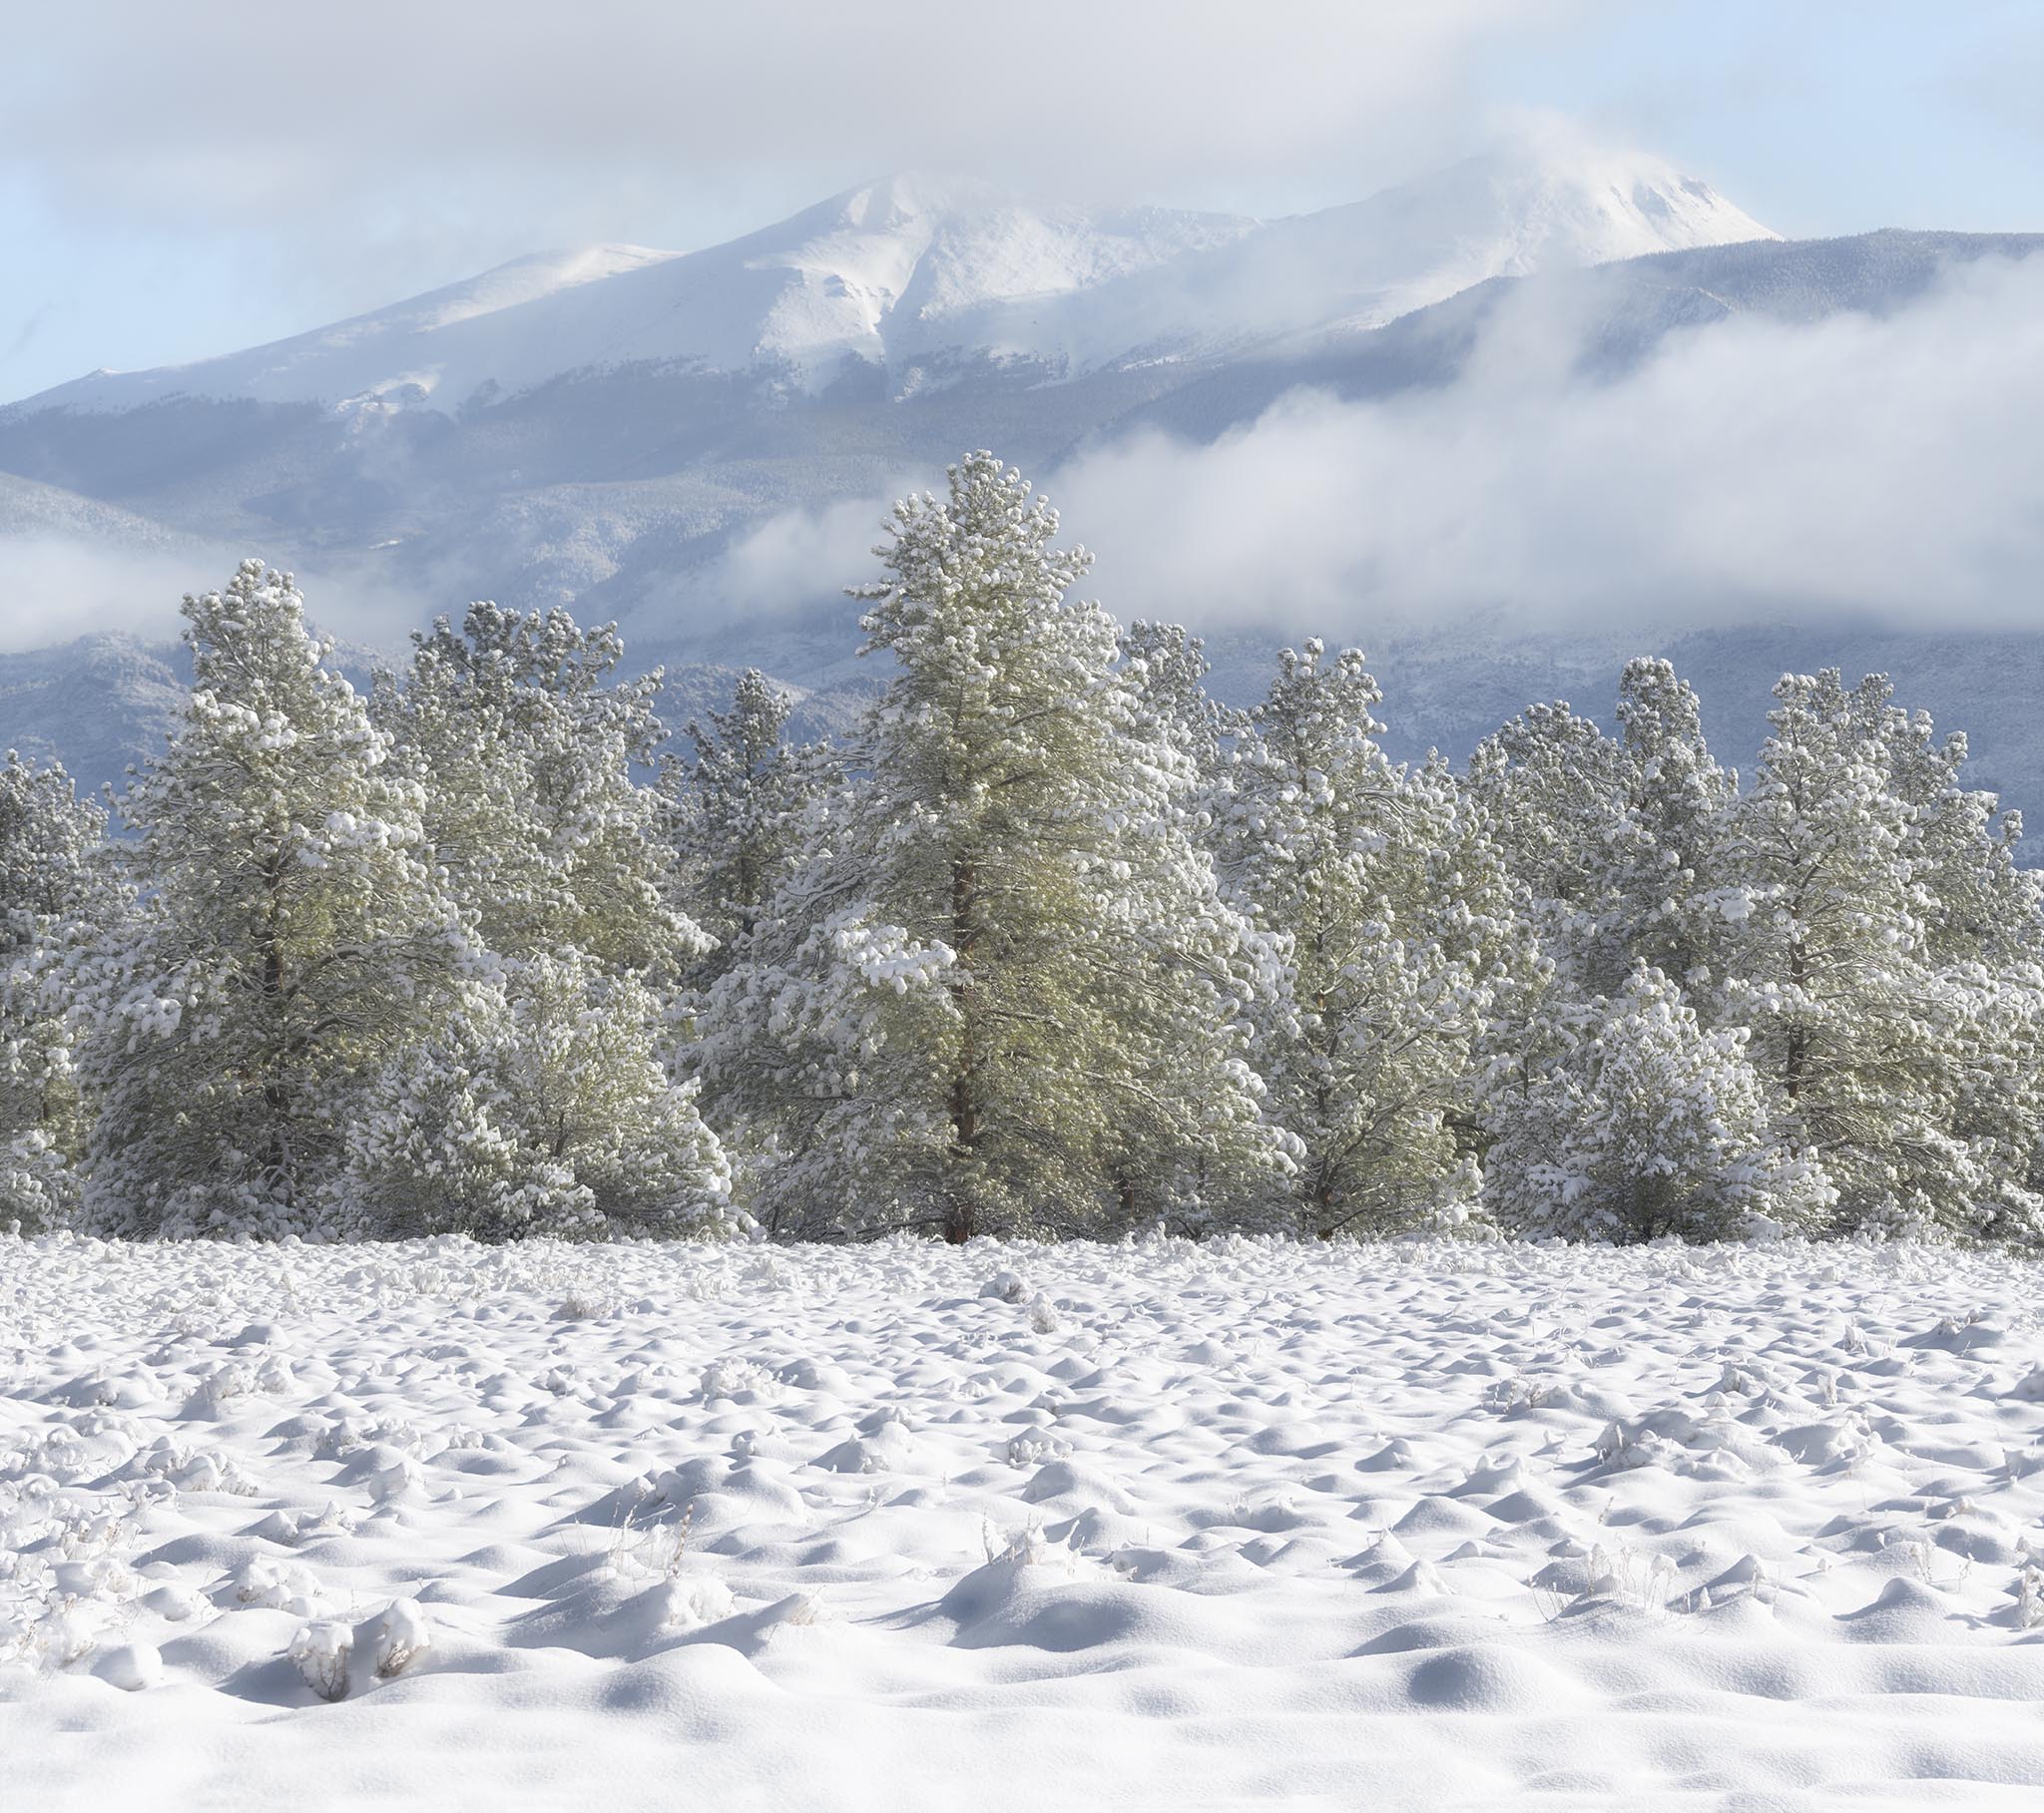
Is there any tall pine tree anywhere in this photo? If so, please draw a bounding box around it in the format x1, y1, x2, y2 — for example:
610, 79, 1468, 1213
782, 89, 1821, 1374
1222, 643, 1514, 1234
0, 752, 114, 1230
1717, 670, 2044, 1239
82, 563, 458, 1236
697, 453, 1285, 1240
670, 669, 822, 978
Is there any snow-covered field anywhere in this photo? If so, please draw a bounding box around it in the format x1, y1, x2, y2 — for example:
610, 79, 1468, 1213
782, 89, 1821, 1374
6, 1235, 2044, 1811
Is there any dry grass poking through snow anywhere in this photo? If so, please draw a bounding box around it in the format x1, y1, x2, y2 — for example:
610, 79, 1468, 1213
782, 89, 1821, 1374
5, 1233, 2044, 1810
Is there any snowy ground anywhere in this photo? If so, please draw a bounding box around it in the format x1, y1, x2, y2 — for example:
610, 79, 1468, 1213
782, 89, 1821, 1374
5, 1235, 2044, 1811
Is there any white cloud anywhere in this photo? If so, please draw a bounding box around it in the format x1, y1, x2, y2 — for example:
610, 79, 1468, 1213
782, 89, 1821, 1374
1043, 252, 2044, 640
0, 538, 215, 651
0, 537, 431, 657
700, 487, 925, 628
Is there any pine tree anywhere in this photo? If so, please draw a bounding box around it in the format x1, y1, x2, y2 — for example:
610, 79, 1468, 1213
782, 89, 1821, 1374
670, 669, 821, 976
1611, 658, 1737, 987
378, 602, 707, 979
344, 948, 735, 1240
1221, 643, 1511, 1235
1482, 963, 1833, 1242
0, 752, 113, 1230
1716, 670, 2037, 1239
81, 562, 459, 1237
1873, 695, 2044, 1243
362, 604, 731, 1236
1119, 620, 1243, 800
696, 453, 1285, 1240
1467, 666, 1735, 996
1465, 699, 1637, 998
1467, 663, 1768, 1244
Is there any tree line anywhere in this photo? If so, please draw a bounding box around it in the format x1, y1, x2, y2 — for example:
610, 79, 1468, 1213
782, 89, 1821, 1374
5, 452, 2040, 1247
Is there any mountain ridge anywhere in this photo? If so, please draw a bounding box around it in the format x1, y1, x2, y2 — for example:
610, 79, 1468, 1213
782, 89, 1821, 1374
10, 136, 1769, 416
3, 144, 2039, 844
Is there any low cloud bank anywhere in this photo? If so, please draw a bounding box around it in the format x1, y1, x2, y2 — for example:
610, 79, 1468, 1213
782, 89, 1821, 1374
0, 536, 432, 659
687, 253, 2044, 650
0, 538, 228, 652
1050, 253, 2044, 641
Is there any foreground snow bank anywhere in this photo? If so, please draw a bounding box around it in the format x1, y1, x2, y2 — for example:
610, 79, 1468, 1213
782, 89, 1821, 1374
4, 1233, 2044, 1810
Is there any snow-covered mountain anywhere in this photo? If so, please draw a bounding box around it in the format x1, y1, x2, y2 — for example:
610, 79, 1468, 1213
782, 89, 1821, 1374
4, 135, 2041, 835
21, 136, 1771, 416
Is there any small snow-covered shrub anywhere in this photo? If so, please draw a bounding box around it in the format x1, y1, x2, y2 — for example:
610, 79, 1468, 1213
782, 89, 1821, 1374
650, 1574, 734, 1633
373, 1598, 431, 1677
699, 1356, 777, 1402
288, 1620, 351, 1701
553, 1287, 617, 1323
237, 1559, 324, 1617
41, 1605, 100, 1667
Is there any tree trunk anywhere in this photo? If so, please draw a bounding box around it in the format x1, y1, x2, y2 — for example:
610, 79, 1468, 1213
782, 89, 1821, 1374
945, 855, 978, 1244
942, 1191, 976, 1245
260, 938, 294, 1208
1784, 930, 1807, 1106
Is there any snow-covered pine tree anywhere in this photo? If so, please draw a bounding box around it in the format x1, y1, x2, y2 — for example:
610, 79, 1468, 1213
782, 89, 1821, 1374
364, 605, 732, 1238
0, 752, 114, 1230
1716, 669, 2035, 1240
1466, 665, 1735, 997
1468, 664, 1762, 1244
344, 948, 736, 1240
1119, 620, 1244, 800
1092, 709, 1292, 1235
1107, 619, 1286, 1230
1871, 695, 2044, 1243
696, 453, 1285, 1241
1611, 658, 1737, 987
81, 562, 459, 1237
1465, 699, 1638, 999
670, 669, 822, 977
1220, 643, 1507, 1235
377, 602, 709, 979
1482, 963, 1833, 1242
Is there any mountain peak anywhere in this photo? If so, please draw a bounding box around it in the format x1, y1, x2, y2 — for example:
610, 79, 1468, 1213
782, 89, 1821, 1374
826, 171, 1007, 227
1424, 123, 1778, 260
14, 136, 1775, 416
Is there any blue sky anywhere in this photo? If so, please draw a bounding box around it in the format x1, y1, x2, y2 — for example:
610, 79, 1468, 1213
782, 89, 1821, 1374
3, 0, 2038, 404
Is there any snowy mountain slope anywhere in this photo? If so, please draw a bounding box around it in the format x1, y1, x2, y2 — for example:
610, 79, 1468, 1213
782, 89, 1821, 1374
13, 137, 1766, 419
20, 177, 1258, 415
5, 224, 2040, 823
1009, 135, 1776, 365
0, 145, 2035, 823
0, 635, 189, 787
0, 470, 198, 545
1132, 227, 2044, 439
